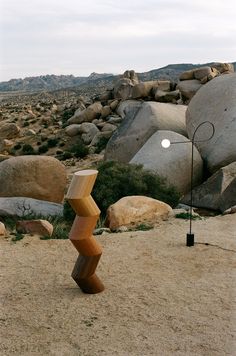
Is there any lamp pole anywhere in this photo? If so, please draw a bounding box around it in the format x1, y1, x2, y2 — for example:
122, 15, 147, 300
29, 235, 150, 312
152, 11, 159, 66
161, 121, 215, 247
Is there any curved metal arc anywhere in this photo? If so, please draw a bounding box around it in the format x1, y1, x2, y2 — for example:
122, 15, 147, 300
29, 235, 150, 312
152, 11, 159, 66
191, 121, 215, 143
168, 121, 215, 145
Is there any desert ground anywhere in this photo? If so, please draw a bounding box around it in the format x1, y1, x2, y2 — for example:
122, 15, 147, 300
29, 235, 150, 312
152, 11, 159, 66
1, 214, 236, 356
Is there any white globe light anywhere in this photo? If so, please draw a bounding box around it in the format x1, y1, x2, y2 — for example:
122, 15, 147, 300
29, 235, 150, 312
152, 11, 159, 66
161, 139, 171, 148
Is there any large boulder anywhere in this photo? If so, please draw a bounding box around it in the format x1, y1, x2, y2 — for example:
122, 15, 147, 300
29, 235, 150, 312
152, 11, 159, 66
186, 73, 236, 172
177, 79, 203, 101
0, 123, 20, 139
65, 124, 81, 137
193, 66, 213, 80
105, 102, 187, 163
79, 122, 99, 144
116, 100, 142, 119
106, 196, 172, 230
211, 62, 234, 74
0, 197, 63, 217
132, 81, 157, 99
130, 130, 203, 195
153, 89, 180, 103
68, 102, 102, 124
179, 70, 195, 81
181, 162, 236, 213
0, 156, 66, 203
113, 78, 134, 100
90, 131, 113, 147
113, 70, 139, 100
132, 80, 172, 100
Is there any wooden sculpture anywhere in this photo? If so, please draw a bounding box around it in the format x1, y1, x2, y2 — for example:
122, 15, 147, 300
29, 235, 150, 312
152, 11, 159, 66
66, 169, 104, 294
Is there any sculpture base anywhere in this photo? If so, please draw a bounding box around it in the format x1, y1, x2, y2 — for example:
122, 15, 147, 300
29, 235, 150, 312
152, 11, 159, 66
186, 233, 194, 247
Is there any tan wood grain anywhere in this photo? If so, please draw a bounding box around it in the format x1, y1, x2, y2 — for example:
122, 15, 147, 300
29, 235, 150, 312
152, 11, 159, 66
66, 170, 98, 199
68, 196, 100, 217
71, 236, 102, 256
69, 215, 99, 240
66, 169, 104, 294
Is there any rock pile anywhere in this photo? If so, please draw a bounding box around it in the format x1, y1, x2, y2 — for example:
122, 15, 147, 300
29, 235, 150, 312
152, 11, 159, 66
104, 72, 236, 213
177, 63, 234, 103
0, 62, 235, 219
105, 102, 187, 163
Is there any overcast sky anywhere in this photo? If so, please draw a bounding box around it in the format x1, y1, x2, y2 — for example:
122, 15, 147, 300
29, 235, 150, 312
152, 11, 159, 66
0, 0, 236, 81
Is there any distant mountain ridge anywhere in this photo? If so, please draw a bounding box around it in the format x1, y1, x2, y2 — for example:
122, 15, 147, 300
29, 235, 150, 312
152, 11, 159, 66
0, 62, 235, 93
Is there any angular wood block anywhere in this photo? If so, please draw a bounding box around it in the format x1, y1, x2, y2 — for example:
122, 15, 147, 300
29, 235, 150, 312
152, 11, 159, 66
66, 168, 104, 294
66, 170, 98, 199
71, 254, 102, 279
68, 196, 100, 217
69, 215, 99, 240
72, 273, 105, 294
70, 235, 103, 256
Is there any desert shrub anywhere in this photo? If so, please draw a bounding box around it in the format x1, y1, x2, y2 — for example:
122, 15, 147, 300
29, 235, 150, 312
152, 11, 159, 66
93, 161, 181, 216
94, 136, 110, 154
69, 139, 89, 158
23, 121, 29, 127
63, 200, 75, 222
134, 223, 154, 231
38, 144, 48, 154
175, 212, 202, 220
41, 223, 69, 240
12, 232, 24, 242
14, 143, 22, 150
47, 138, 59, 148
3, 217, 17, 231
62, 108, 76, 123
61, 151, 73, 160
22, 144, 35, 155
5, 214, 70, 240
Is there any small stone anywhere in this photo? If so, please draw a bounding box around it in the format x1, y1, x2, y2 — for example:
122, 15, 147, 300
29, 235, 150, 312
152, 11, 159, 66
106, 196, 173, 231
0, 222, 6, 236
16, 219, 53, 237
94, 228, 111, 235
115, 226, 129, 233
25, 129, 36, 136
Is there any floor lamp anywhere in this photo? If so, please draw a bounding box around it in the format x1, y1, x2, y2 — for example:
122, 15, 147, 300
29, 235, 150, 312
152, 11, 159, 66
161, 121, 215, 247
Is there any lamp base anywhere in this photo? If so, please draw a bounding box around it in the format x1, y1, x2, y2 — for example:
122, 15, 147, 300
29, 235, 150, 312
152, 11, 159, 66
186, 233, 194, 247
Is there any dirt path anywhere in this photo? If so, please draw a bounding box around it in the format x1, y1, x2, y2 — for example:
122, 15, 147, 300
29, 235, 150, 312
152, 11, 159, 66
1, 214, 236, 356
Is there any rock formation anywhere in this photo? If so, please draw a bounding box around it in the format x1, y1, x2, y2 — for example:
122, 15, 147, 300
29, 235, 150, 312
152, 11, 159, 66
186, 73, 236, 172
181, 162, 236, 213
0, 156, 66, 203
0, 197, 63, 217
130, 130, 203, 195
177, 63, 234, 103
105, 102, 187, 163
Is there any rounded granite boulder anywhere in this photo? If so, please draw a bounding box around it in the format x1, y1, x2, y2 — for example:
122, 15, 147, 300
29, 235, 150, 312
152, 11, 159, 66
0, 155, 67, 203
186, 73, 236, 172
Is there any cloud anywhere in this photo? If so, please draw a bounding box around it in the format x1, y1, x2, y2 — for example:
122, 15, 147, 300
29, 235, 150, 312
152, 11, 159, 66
0, 0, 236, 80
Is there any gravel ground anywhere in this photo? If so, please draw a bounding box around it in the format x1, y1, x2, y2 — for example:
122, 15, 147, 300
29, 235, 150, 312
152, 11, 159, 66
1, 214, 236, 356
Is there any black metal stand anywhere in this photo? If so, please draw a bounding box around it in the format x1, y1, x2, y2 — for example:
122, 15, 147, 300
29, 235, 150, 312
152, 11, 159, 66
186, 233, 194, 247
161, 121, 215, 247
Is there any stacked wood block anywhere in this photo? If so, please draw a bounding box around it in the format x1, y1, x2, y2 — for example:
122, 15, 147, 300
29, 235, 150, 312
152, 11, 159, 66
66, 170, 104, 294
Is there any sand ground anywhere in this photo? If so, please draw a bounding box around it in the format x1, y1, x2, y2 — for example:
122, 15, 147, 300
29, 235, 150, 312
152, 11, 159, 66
1, 214, 236, 356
